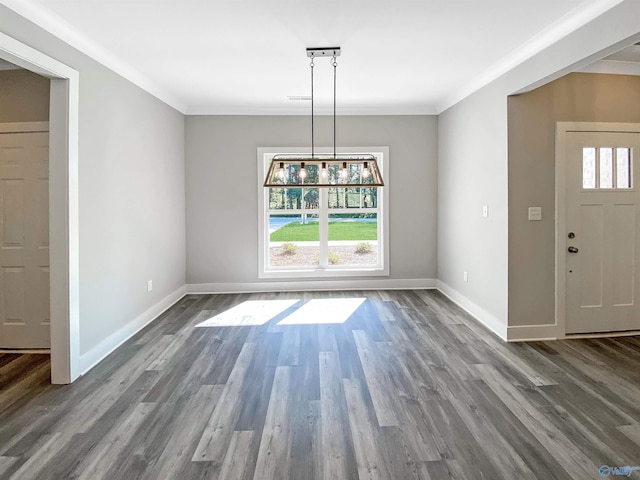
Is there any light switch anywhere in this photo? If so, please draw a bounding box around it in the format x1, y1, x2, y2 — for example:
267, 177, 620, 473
482, 205, 488, 218
528, 206, 542, 221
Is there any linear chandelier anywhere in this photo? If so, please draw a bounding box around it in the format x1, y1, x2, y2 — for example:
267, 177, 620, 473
263, 47, 384, 188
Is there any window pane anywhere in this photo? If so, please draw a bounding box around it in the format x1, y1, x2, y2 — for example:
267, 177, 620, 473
616, 148, 631, 189
362, 188, 378, 208
361, 164, 375, 185
327, 213, 378, 267
269, 214, 319, 268
346, 164, 359, 184
327, 163, 341, 184
282, 164, 321, 186
270, 188, 314, 210
582, 148, 596, 189
600, 147, 613, 188
284, 188, 304, 209
281, 164, 298, 184
269, 188, 286, 210
304, 163, 320, 184
328, 188, 344, 209
345, 188, 361, 208
302, 188, 319, 209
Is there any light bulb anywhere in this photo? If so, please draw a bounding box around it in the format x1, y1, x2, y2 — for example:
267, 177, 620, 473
299, 162, 307, 179
362, 162, 370, 178
341, 161, 348, 178
278, 162, 285, 180
321, 162, 327, 178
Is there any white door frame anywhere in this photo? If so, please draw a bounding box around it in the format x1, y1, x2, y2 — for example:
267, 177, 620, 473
555, 122, 640, 338
0, 31, 80, 384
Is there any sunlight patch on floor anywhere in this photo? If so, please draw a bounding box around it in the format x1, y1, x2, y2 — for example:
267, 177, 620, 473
195, 299, 300, 327
276, 298, 366, 325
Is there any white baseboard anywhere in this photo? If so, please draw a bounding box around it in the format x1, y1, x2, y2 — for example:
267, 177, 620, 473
506, 325, 640, 342
506, 324, 561, 342
564, 330, 640, 340
436, 281, 507, 340
186, 278, 436, 294
0, 349, 50, 354
79, 285, 186, 375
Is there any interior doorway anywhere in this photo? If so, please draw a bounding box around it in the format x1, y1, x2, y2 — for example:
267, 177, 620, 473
0, 31, 80, 384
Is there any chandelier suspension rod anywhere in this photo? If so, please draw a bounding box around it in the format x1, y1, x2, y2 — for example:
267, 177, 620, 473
310, 53, 315, 159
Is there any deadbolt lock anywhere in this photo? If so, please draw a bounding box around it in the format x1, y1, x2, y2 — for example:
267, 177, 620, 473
568, 232, 575, 239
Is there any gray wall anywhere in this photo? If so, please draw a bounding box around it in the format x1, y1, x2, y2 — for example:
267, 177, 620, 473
0, 6, 186, 355
0, 68, 49, 122
186, 115, 437, 285
508, 73, 640, 327
438, 1, 640, 330
438, 81, 509, 323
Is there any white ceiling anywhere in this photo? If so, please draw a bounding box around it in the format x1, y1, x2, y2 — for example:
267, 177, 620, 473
0, 0, 628, 114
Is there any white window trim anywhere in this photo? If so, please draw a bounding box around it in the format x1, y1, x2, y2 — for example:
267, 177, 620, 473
257, 146, 390, 279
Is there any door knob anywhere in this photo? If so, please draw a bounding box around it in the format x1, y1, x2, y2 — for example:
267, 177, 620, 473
568, 246, 579, 253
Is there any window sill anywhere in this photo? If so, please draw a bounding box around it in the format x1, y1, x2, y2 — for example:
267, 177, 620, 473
258, 267, 389, 280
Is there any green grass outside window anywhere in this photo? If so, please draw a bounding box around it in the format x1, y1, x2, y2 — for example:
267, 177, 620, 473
270, 222, 377, 242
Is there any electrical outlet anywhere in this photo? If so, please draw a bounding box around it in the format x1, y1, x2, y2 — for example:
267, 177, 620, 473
147, 280, 153, 292
464, 271, 468, 282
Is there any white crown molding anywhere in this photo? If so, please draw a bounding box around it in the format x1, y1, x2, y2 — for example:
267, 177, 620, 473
577, 59, 640, 76
0, 0, 436, 116
435, 0, 626, 113
2, 0, 625, 117
185, 105, 438, 116
0, 0, 187, 113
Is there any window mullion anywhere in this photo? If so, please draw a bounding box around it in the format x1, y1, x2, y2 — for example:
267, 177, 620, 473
377, 187, 383, 268
319, 188, 328, 267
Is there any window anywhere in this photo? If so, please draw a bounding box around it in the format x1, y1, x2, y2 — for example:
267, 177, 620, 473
258, 147, 389, 278
582, 147, 632, 189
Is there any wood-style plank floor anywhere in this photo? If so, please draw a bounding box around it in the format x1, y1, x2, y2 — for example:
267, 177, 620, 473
1, 290, 640, 479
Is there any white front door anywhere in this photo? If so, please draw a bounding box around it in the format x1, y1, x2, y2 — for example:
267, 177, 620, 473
565, 130, 640, 334
0, 127, 50, 348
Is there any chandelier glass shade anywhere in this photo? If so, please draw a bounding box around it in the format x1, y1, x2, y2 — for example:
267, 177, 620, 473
263, 47, 384, 188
